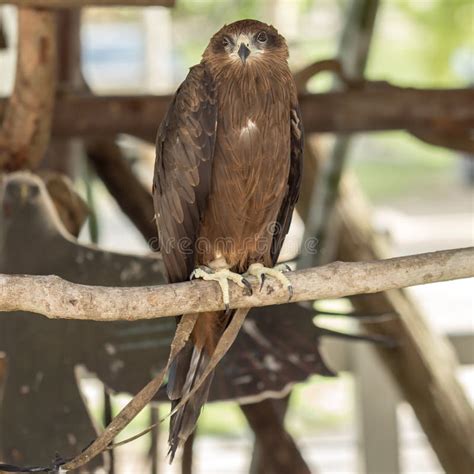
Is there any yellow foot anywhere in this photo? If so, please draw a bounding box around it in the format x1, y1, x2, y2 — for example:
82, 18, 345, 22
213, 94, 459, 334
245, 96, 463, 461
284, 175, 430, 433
190, 266, 252, 310
245, 263, 293, 300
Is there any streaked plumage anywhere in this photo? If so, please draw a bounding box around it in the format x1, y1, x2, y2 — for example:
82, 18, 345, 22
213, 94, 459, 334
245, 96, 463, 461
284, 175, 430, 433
152, 19, 303, 459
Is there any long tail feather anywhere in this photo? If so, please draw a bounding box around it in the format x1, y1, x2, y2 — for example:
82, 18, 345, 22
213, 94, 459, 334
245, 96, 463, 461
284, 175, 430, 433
167, 346, 214, 462
166, 308, 242, 461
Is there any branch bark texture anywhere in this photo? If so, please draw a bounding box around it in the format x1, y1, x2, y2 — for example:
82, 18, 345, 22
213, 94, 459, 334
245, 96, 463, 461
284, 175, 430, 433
0, 248, 472, 321
0, 8, 57, 171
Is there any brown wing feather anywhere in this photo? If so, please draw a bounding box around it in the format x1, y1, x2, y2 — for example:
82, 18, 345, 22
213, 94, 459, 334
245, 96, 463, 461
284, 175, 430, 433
270, 104, 304, 264
153, 64, 217, 283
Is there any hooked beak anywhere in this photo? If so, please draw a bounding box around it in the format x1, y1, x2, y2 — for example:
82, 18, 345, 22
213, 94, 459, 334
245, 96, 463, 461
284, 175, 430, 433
238, 43, 250, 64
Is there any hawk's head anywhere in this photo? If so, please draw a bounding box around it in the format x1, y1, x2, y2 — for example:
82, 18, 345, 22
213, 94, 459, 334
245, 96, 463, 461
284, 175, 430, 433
203, 19, 288, 68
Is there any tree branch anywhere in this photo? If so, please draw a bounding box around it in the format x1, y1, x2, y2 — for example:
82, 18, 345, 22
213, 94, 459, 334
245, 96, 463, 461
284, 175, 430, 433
0, 248, 472, 321
293, 58, 474, 155
0, 7, 57, 171
1, 87, 472, 145
85, 138, 157, 245
411, 127, 474, 155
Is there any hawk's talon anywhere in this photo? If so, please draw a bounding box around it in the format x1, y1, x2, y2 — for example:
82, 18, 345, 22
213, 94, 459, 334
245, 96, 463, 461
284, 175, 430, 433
189, 265, 251, 309
190, 265, 212, 280
242, 278, 253, 296
245, 263, 293, 301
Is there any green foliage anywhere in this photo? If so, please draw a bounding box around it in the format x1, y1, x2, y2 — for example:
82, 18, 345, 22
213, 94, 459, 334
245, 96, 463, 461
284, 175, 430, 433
173, 0, 262, 20
364, 2, 473, 86
388, 0, 473, 83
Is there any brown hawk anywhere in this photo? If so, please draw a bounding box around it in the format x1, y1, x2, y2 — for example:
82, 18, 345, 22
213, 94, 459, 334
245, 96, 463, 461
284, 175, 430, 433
152, 19, 303, 458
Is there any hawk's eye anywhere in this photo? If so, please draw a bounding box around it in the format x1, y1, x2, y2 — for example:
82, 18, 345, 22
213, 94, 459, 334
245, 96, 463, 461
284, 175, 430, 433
222, 36, 231, 47
256, 31, 267, 43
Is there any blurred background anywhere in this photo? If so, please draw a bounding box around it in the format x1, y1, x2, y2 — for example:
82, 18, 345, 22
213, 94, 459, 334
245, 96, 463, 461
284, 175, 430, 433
0, 1, 473, 473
